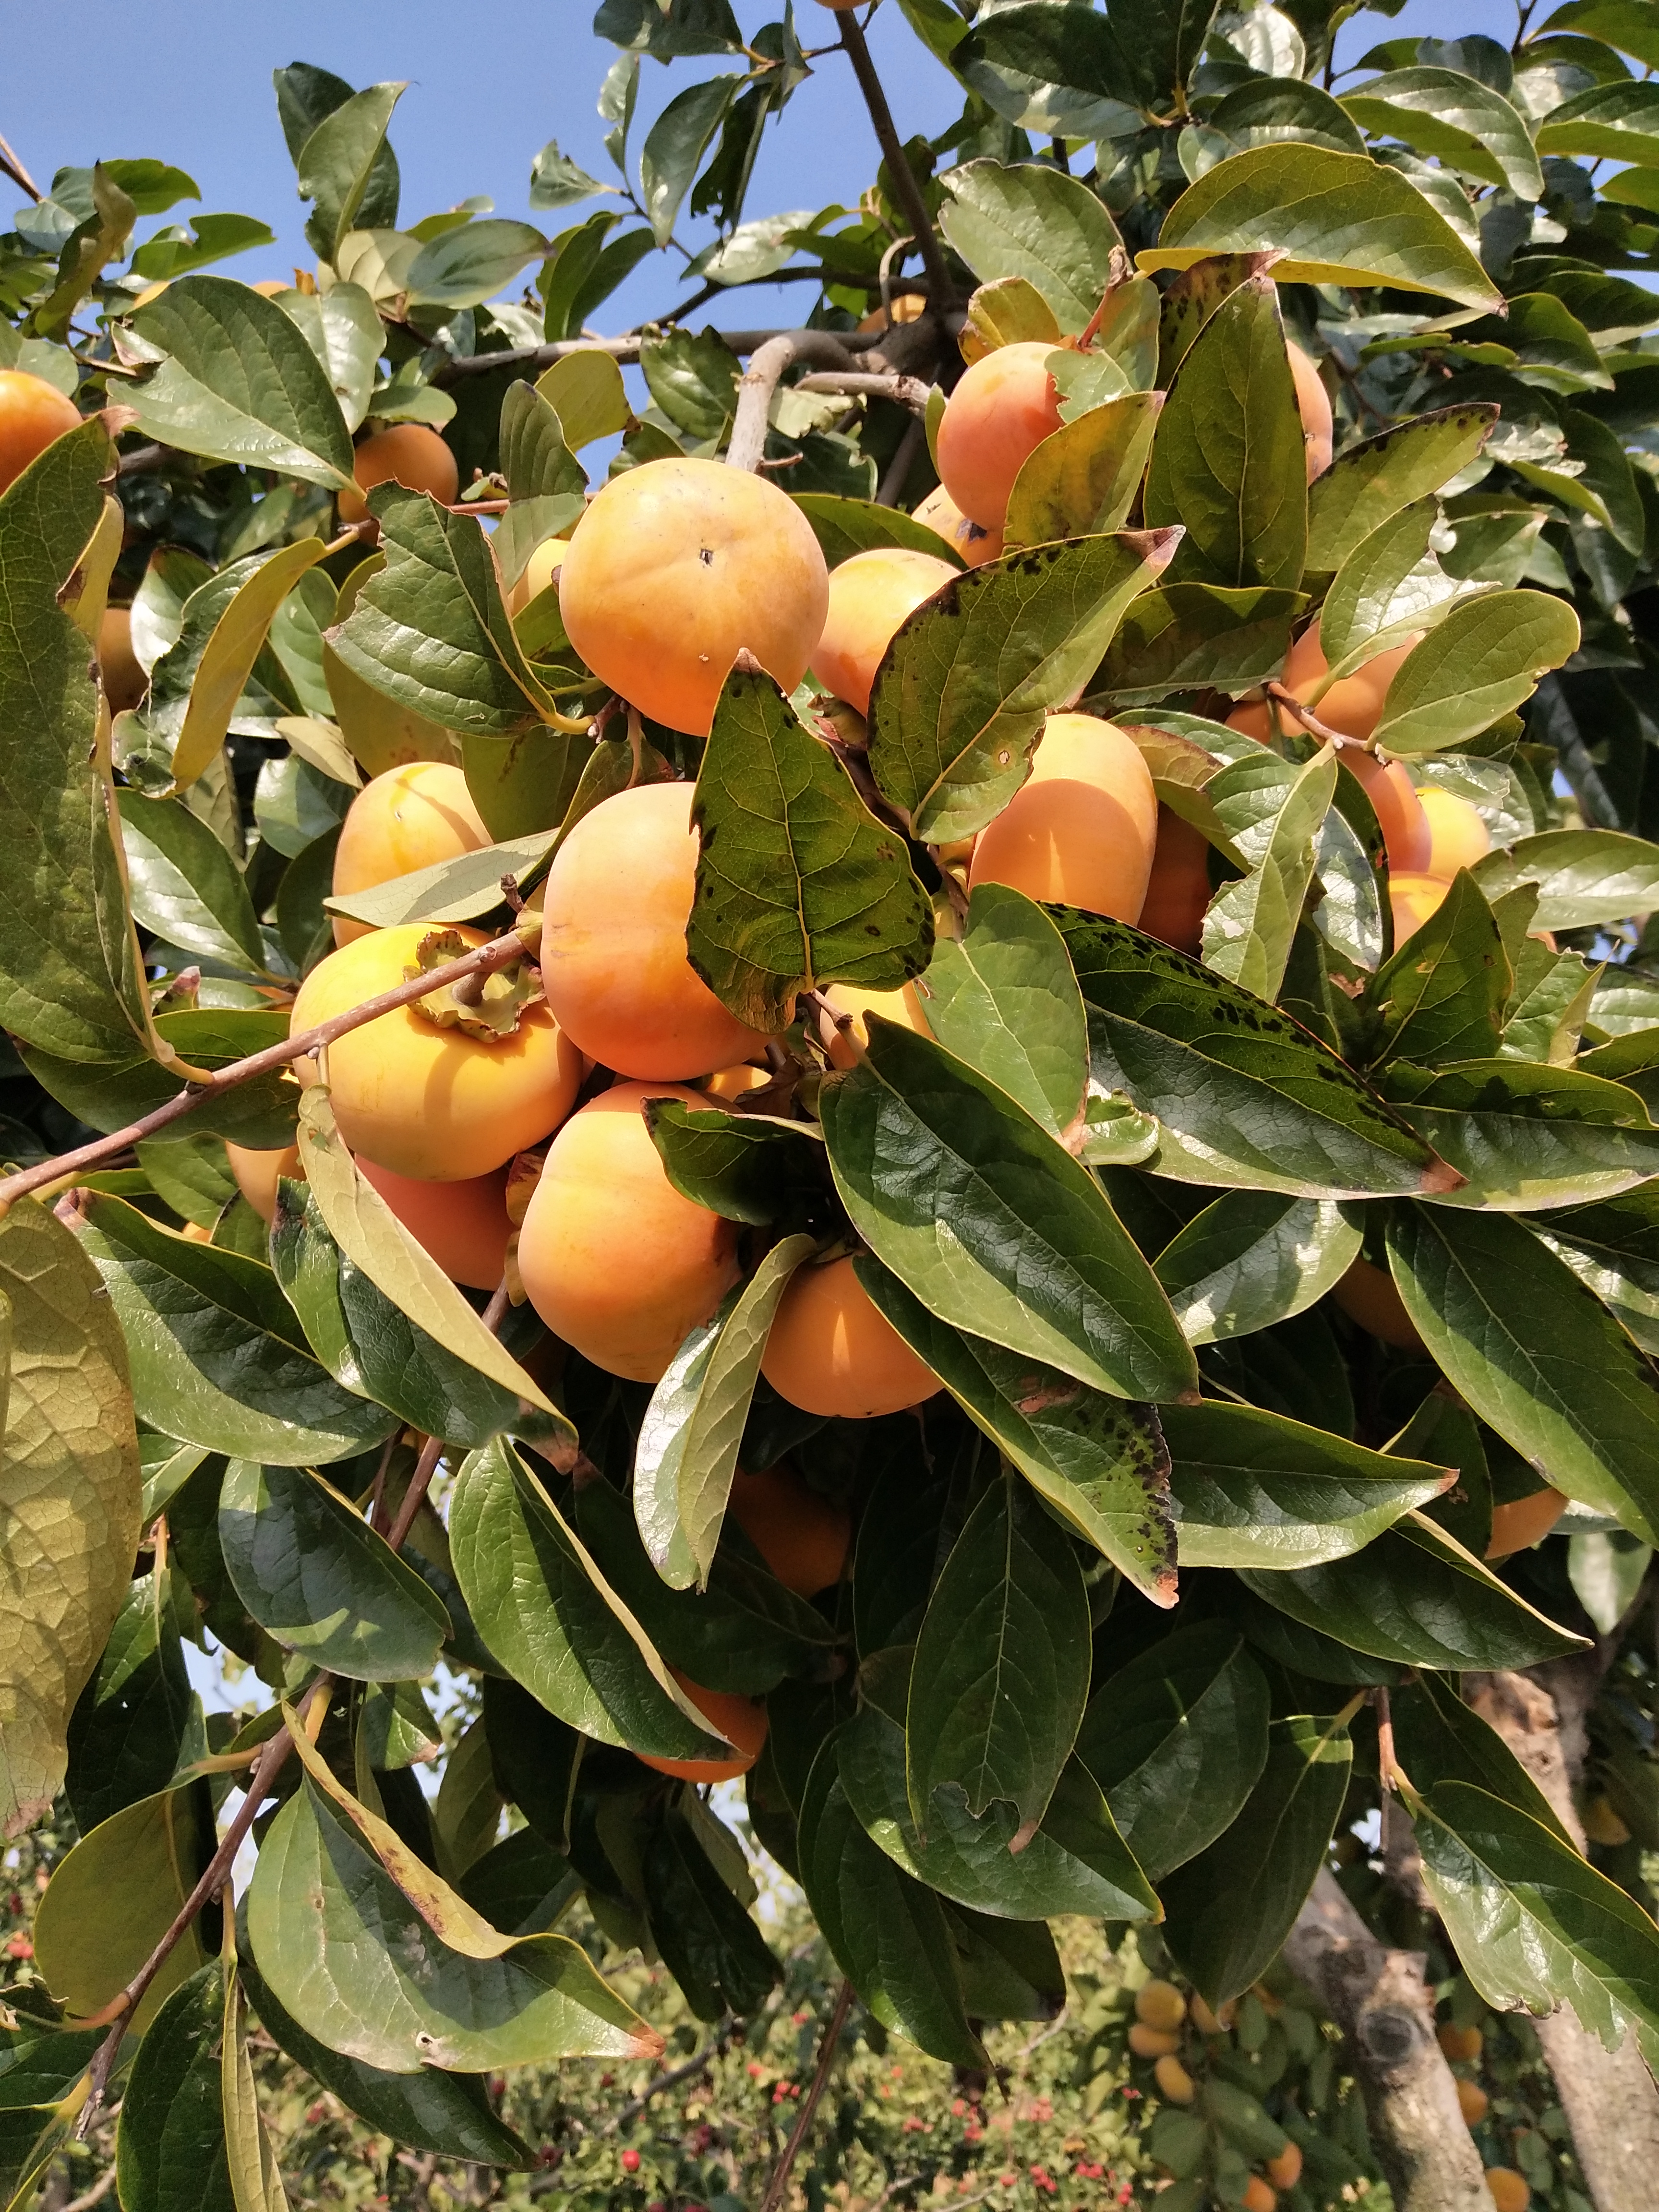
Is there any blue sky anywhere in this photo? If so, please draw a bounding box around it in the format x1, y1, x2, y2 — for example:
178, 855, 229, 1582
9, 0, 1519, 341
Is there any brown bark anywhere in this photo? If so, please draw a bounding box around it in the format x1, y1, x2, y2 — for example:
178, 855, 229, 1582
1282, 1868, 1491, 2212
1465, 1664, 1659, 2212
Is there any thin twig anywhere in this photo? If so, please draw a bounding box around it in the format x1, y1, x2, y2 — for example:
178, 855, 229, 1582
795, 370, 931, 415
758, 1980, 854, 2212
1265, 680, 1368, 753
877, 414, 926, 507
433, 325, 884, 386
0, 130, 40, 202
604, 2027, 735, 2134
115, 442, 167, 477
384, 1279, 509, 1552
836, 13, 957, 312
60, 2167, 120, 2212
0, 928, 533, 1214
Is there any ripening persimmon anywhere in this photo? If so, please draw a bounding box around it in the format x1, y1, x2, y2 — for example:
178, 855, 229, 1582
225, 1141, 301, 1223
1287, 340, 1333, 481
357, 1157, 512, 1290
1127, 2023, 1180, 2058
1390, 870, 1451, 945
1154, 2055, 1196, 2104
1267, 2143, 1303, 2191
337, 424, 459, 529
761, 1254, 938, 1419
913, 484, 1003, 567
636, 1674, 768, 1784
1138, 807, 1211, 954
969, 713, 1157, 920
557, 457, 829, 735
1484, 2170, 1530, 2212
1420, 787, 1492, 880
727, 1465, 851, 1596
1584, 1794, 1633, 1845
331, 763, 491, 947
289, 923, 581, 1181
0, 370, 82, 495
1457, 2080, 1491, 2127
1439, 2023, 1484, 2064
817, 981, 932, 1069
517, 1082, 740, 1382
539, 781, 772, 1080
935, 341, 1064, 530
703, 1060, 771, 1101
857, 291, 926, 331
1135, 1981, 1188, 2032
505, 534, 571, 617
812, 547, 957, 716
1239, 2179, 1276, 2212
1486, 1486, 1568, 1560
1331, 1256, 1424, 1351
98, 607, 147, 714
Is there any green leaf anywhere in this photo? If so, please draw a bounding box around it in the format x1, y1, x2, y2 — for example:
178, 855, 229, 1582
689, 666, 934, 1032
1341, 69, 1543, 198
129, 213, 277, 285
1194, 75, 1369, 168
221, 1948, 289, 2212
1141, 144, 1502, 310
1391, 1671, 1572, 1842
1146, 275, 1307, 591
644, 1099, 826, 1227
858, 1259, 1177, 1605
117, 1963, 233, 2212
1387, 1202, 1659, 1546
639, 328, 740, 443
1384, 1058, 1659, 1210
24, 1010, 298, 1149
447, 1437, 728, 1761
65, 1567, 195, 1833
920, 882, 1087, 1136
1371, 592, 1581, 755
963, 276, 1064, 360
1533, 1188, 1659, 1353
0, 1201, 141, 1835
1474, 829, 1659, 930
497, 384, 585, 514
0, 421, 150, 1063
792, 493, 963, 572
404, 220, 550, 310
127, 277, 355, 487
297, 83, 405, 257
1540, 0, 1659, 65
324, 830, 554, 930
644, 1807, 780, 2021
1238, 1510, 1588, 1668
1319, 498, 1490, 678
1160, 1399, 1449, 1567
118, 793, 270, 975
1536, 78, 1659, 163
78, 1193, 394, 1467
1058, 913, 1457, 1198
1201, 744, 1336, 1003
1304, 403, 1499, 573
246, 1779, 658, 2072
1003, 394, 1165, 552
534, 349, 632, 451
822, 1022, 1198, 1403
1152, 1190, 1361, 1345
530, 140, 615, 211
1090, 583, 1306, 703
1159, 1713, 1353, 2007
1076, 1623, 1270, 1881
35, 1784, 213, 2030
939, 159, 1123, 335
867, 531, 1179, 843
633, 1235, 815, 1590
1368, 869, 1510, 1068
641, 75, 742, 244
958, 0, 1214, 127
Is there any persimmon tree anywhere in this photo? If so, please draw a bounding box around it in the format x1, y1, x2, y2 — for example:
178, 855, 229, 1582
5, 4, 1659, 2209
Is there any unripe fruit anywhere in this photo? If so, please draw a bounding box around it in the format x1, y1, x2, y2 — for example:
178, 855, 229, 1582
727, 1465, 852, 1596
331, 764, 491, 947
225, 1141, 301, 1224
935, 342, 1064, 530
289, 924, 581, 1181
637, 1673, 768, 1783
1584, 1794, 1633, 1846
539, 782, 772, 1079
1288, 340, 1333, 481
812, 547, 957, 716
1240, 2180, 1276, 2212
1439, 2024, 1484, 2064
1331, 1256, 1424, 1351
0, 370, 82, 495
969, 713, 1157, 920
817, 981, 932, 1070
1484, 2170, 1530, 2212
98, 607, 147, 714
517, 1082, 740, 1383
557, 457, 829, 735
1153, 2055, 1195, 2104
1267, 2142, 1303, 2189
337, 424, 459, 529
505, 535, 571, 618
1486, 1486, 1568, 1561
1390, 871, 1451, 946
1457, 2079, 1491, 2126
357, 1158, 511, 1291
1135, 1980, 1188, 2032
1138, 806, 1211, 954
1127, 2023, 1180, 2058
1420, 787, 1492, 881
761, 1254, 938, 1419
914, 484, 1004, 567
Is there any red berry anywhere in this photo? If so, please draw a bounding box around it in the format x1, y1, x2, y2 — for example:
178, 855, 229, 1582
621, 2148, 640, 2174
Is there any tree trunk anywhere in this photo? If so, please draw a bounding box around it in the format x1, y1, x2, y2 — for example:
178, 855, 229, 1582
1464, 1664, 1659, 2212
1282, 1867, 1491, 2212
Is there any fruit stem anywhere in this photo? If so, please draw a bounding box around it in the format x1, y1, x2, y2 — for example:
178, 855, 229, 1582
758, 1978, 855, 2212
835, 12, 957, 315
1265, 680, 1368, 754
0, 930, 531, 1218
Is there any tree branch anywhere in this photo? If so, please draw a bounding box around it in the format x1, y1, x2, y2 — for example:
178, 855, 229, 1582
758, 1979, 854, 2212
0, 927, 533, 1216
835, 13, 957, 313
433, 325, 885, 386
0, 130, 40, 203
728, 330, 871, 472
795, 370, 932, 415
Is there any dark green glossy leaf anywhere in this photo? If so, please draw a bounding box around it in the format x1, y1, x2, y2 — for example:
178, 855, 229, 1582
1089, 583, 1306, 703
1384, 1058, 1659, 1210
939, 160, 1123, 334
1151, 1190, 1361, 1345
643, 1806, 779, 2021
297, 82, 404, 256
117, 792, 271, 976
1474, 829, 1659, 931
1304, 404, 1499, 573
115, 1963, 233, 2212
1367, 869, 1509, 1068
1536, 76, 1659, 162
65, 1568, 195, 1832
1200, 743, 1336, 1003
1340, 68, 1543, 197
644, 1100, 826, 1227
1372, 592, 1581, 755
954, 4, 1214, 125
1391, 1672, 1572, 1842
919, 882, 1087, 1136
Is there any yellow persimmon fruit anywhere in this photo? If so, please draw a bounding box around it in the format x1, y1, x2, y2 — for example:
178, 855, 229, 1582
969, 713, 1158, 920
1135, 1980, 1188, 2032
1240, 2180, 1277, 2212
811, 546, 957, 716
356, 1157, 512, 1291
1584, 1794, 1633, 1846
637, 1673, 769, 1783
225, 1141, 302, 1225
1486, 1487, 1569, 1560
1138, 806, 1211, 954
935, 341, 1064, 529
1153, 2055, 1196, 2105
727, 1465, 852, 1596
761, 1254, 938, 1419
1331, 1256, 1425, 1351
1127, 2022, 1180, 2058
1391, 870, 1452, 945
1484, 2170, 1530, 2212
1439, 2024, 1484, 2065
703, 1060, 771, 1101
98, 607, 148, 714
337, 423, 459, 529
857, 292, 926, 331
1288, 340, 1333, 481
539, 780, 772, 1080
331, 763, 491, 947
1457, 2080, 1491, 2127
0, 370, 82, 495
517, 1082, 740, 1382
1267, 2142, 1303, 2189
289, 923, 581, 1181
1420, 787, 1492, 881
913, 483, 1004, 567
557, 456, 829, 735
505, 534, 571, 617
817, 981, 933, 1070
